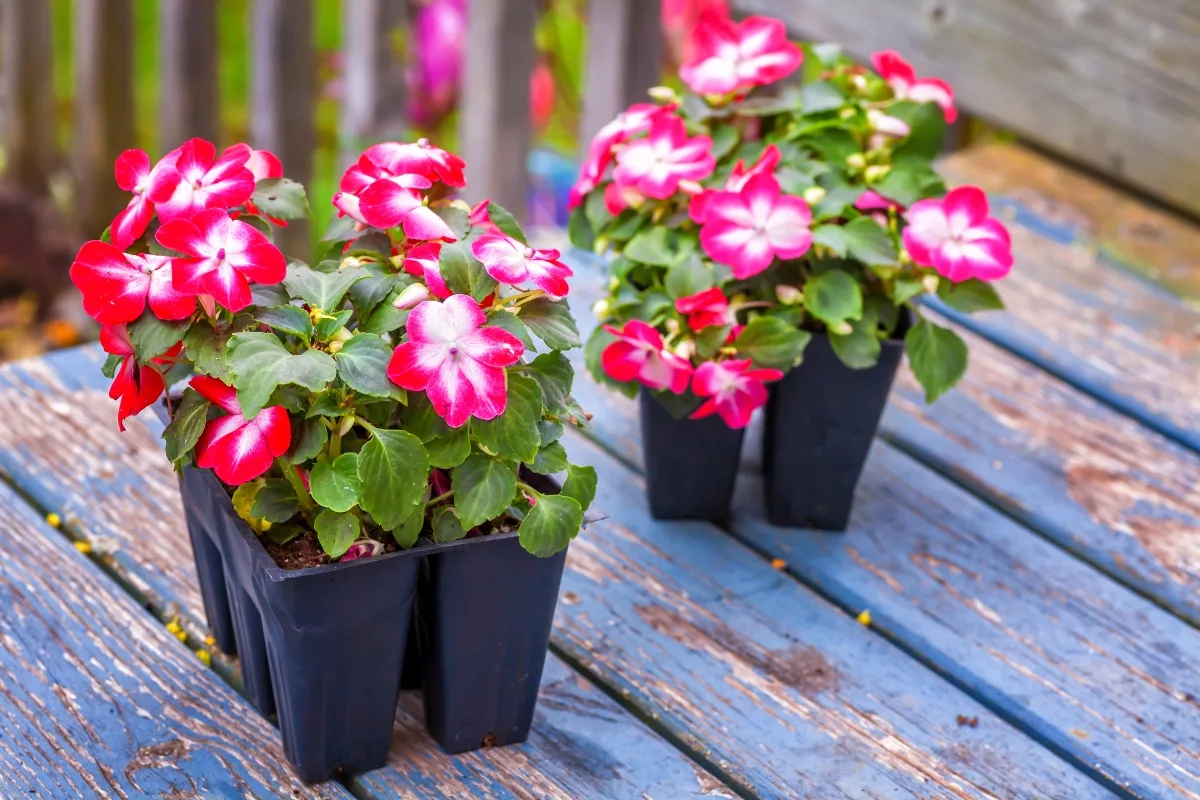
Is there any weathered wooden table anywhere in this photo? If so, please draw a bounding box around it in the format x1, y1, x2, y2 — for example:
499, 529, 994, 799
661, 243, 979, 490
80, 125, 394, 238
1, 142, 1197, 799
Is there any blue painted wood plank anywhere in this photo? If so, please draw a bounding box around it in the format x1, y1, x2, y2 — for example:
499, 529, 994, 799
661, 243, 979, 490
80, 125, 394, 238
0, 346, 731, 799
564, 254, 1200, 800
0, 480, 350, 800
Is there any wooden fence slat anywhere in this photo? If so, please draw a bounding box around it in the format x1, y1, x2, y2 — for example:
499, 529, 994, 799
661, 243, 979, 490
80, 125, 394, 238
73, 0, 135, 236
251, 0, 315, 256
460, 0, 538, 218
580, 0, 663, 146
340, 0, 406, 164
159, 0, 219, 150
1, 0, 55, 193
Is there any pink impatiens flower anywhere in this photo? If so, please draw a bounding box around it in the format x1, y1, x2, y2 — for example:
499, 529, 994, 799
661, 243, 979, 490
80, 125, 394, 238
70, 241, 195, 324
699, 172, 813, 279
680, 13, 802, 96
387, 295, 525, 428
100, 324, 179, 432
156, 209, 286, 312
471, 234, 573, 298
155, 138, 256, 223
356, 180, 456, 241
902, 186, 1013, 283
690, 143, 781, 224
403, 243, 451, 299
361, 139, 467, 188
601, 320, 693, 394
245, 148, 283, 181
675, 287, 733, 331
690, 359, 783, 429
110, 149, 181, 250
569, 103, 665, 209
872, 50, 957, 124
190, 375, 291, 486
612, 113, 715, 200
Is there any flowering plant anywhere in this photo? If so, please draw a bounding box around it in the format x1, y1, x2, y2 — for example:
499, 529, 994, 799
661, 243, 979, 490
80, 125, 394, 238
570, 12, 1013, 428
71, 137, 595, 561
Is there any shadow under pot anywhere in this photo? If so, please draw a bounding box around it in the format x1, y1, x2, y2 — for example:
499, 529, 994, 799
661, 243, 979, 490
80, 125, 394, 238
177, 465, 423, 783
638, 390, 745, 524
762, 316, 909, 531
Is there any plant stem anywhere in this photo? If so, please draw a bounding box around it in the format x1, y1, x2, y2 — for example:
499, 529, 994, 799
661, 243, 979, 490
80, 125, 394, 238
329, 427, 342, 459
277, 458, 315, 511
428, 490, 454, 506
515, 481, 540, 497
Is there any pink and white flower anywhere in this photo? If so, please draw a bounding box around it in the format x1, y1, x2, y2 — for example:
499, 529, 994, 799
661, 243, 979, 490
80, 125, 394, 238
471, 234, 573, 298
611, 113, 715, 200
110, 149, 181, 249
190, 375, 291, 486
331, 190, 369, 225
690, 359, 783, 429
100, 324, 179, 432
357, 182, 456, 240
601, 320, 693, 394
403, 243, 451, 299
387, 295, 525, 428
156, 208, 286, 312
680, 14, 802, 96
698, 172, 812, 278
155, 138, 256, 222
674, 287, 734, 331
361, 139, 467, 188
70, 240, 195, 324
690, 144, 781, 224
902, 186, 1013, 282
569, 103, 665, 209
245, 148, 283, 181
872, 50, 958, 124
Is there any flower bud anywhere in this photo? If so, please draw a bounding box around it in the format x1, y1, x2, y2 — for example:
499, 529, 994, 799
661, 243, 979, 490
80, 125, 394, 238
867, 108, 911, 138
341, 540, 385, 562
850, 74, 868, 92
328, 340, 344, 354
677, 179, 704, 196
340, 256, 361, 270
393, 282, 432, 310
830, 321, 854, 336
608, 277, 620, 291
775, 285, 803, 305
673, 339, 696, 360
838, 107, 857, 120
338, 415, 356, 437
592, 299, 611, 318
664, 318, 680, 335
594, 235, 610, 255
803, 186, 826, 205
648, 85, 679, 104
332, 326, 354, 342
923, 273, 940, 294
845, 153, 866, 170
864, 164, 891, 182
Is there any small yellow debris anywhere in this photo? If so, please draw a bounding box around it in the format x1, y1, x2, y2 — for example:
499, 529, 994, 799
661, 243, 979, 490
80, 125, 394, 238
770, 558, 787, 570
165, 620, 182, 635
196, 650, 212, 666
46, 513, 61, 528
174, 630, 188, 642
73, 540, 92, 554
856, 609, 872, 626
204, 635, 216, 647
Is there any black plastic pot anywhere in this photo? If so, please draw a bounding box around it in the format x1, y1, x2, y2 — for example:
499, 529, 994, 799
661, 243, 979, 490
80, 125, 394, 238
763, 329, 906, 531
417, 530, 569, 754
639, 391, 745, 523
177, 466, 423, 782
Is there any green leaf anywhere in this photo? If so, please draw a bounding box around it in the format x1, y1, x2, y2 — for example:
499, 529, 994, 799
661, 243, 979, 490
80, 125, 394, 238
250, 479, 300, 523
519, 297, 581, 350
890, 101, 948, 162
360, 290, 410, 334
101, 353, 122, 379
485, 202, 526, 244
282, 262, 368, 310
471, 374, 541, 463
525, 351, 573, 413
844, 217, 899, 267
393, 502, 426, 548
308, 389, 357, 418
518, 493, 582, 557
625, 226, 696, 267
734, 317, 811, 370
425, 426, 471, 469
811, 225, 849, 256
251, 178, 310, 220
349, 269, 400, 321
310, 453, 361, 512
129, 312, 188, 362
584, 325, 638, 398
905, 317, 968, 403
162, 389, 210, 462
664, 253, 714, 299
829, 308, 882, 369
485, 311, 535, 350
874, 160, 942, 207
321, 214, 360, 243
232, 481, 263, 526
937, 278, 1004, 313
256, 305, 313, 345
440, 241, 498, 302
252, 282, 290, 306
435, 205, 471, 239
433, 507, 467, 543
402, 394, 449, 442
227, 332, 338, 418
649, 387, 704, 420
452, 454, 518, 528
801, 80, 845, 113
529, 441, 569, 475
710, 124, 740, 159
804, 269, 863, 326
334, 333, 403, 398
314, 308, 353, 342
584, 187, 612, 231
805, 128, 859, 166
538, 419, 564, 446
568, 206, 596, 251
358, 428, 430, 529
290, 417, 328, 463
265, 523, 302, 546
892, 274, 926, 305
561, 464, 598, 512
314, 509, 359, 558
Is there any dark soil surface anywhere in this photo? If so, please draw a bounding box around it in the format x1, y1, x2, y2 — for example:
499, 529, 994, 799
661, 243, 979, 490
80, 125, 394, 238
262, 530, 331, 570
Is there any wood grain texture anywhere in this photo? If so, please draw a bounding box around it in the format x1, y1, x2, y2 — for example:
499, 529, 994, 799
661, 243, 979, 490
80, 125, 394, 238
580, 0, 664, 145
1, 0, 56, 193
159, 0, 219, 149
0, 481, 350, 799
565, 256, 1200, 800
731, 0, 1200, 217
0, 347, 731, 799
339, 0, 407, 161
939, 143, 1200, 300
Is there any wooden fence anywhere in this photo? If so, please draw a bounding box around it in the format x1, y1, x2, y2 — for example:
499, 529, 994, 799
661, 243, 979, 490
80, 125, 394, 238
0, 0, 662, 253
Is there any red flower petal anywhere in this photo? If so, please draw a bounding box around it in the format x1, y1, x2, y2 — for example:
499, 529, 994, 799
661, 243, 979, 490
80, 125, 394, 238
70, 240, 149, 324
